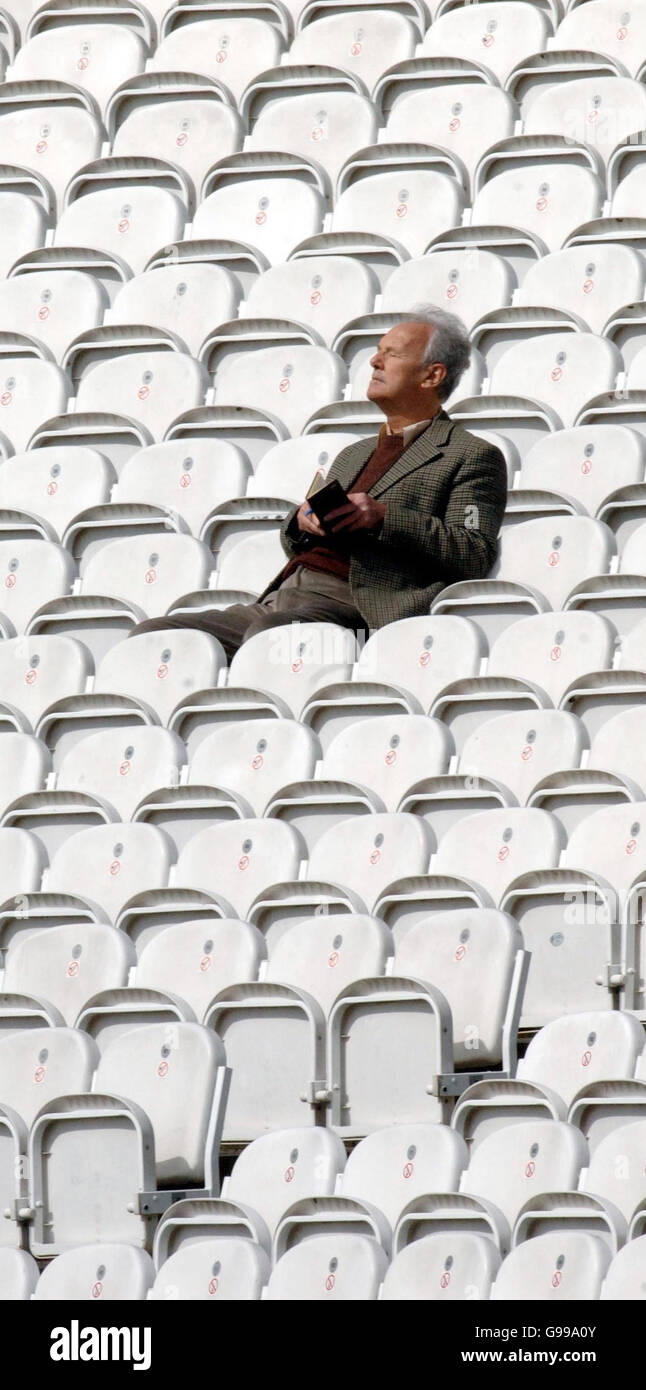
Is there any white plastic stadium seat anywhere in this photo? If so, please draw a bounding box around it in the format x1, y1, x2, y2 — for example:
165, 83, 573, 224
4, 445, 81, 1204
555, 2, 646, 79
2, 921, 135, 1026
46, 822, 174, 922
420, 2, 550, 86
214, 345, 346, 436
493, 517, 616, 609
111, 265, 241, 359
492, 1232, 610, 1300
0, 635, 93, 730
0, 1027, 97, 1128
332, 169, 465, 260
523, 77, 646, 167
308, 812, 432, 910
489, 334, 621, 429
151, 1239, 268, 1300
488, 611, 615, 705
518, 1010, 645, 1108
0, 271, 107, 364
0, 539, 75, 633
75, 349, 207, 442
518, 427, 646, 518
150, 17, 283, 104
385, 83, 516, 189
115, 439, 250, 538
462, 1121, 588, 1230
57, 727, 186, 820
266, 1234, 387, 1300
82, 534, 212, 618
95, 628, 226, 727
289, 11, 416, 93
602, 1239, 646, 1300
245, 258, 377, 348
245, 72, 378, 186
432, 807, 564, 905
55, 182, 187, 277
11, 25, 147, 115
189, 720, 320, 817
471, 164, 604, 254
460, 710, 585, 804
224, 1126, 347, 1234
136, 918, 266, 1018
0, 733, 51, 814
0, 190, 47, 277
382, 251, 516, 332
35, 1244, 154, 1300
177, 819, 303, 917
0, 447, 114, 541
322, 715, 452, 812
517, 246, 645, 337
227, 623, 357, 718
382, 1233, 500, 1301
341, 1123, 468, 1236
0, 357, 69, 453
192, 160, 326, 267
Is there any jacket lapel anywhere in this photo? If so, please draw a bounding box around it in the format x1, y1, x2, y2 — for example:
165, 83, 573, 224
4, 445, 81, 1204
370, 411, 455, 498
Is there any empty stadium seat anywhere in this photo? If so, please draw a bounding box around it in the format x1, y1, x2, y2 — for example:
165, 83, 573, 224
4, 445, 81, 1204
57, 726, 186, 820
136, 917, 265, 1014
492, 1231, 611, 1300
462, 1121, 588, 1230
151, 1238, 269, 1300
563, 801, 646, 902
489, 334, 622, 429
227, 622, 357, 719
517, 1010, 646, 1109
432, 806, 564, 905
602, 1237, 646, 1299
2, 921, 135, 1025
320, 715, 452, 812
74, 341, 208, 444
151, 15, 284, 103
245, 257, 377, 348
82, 534, 213, 618
0, 1248, 39, 1299
110, 265, 241, 359
213, 343, 346, 436
266, 1233, 387, 1300
308, 812, 432, 911
0, 446, 115, 542
459, 710, 586, 805
517, 245, 645, 337
243, 66, 378, 187
109, 73, 244, 197
486, 611, 616, 706
0, 348, 69, 453
0, 539, 75, 634
246, 434, 355, 502
55, 159, 188, 276
177, 818, 303, 918
0, 184, 47, 278
382, 1231, 500, 1300
290, 11, 416, 92
332, 165, 465, 261
383, 78, 517, 191
0, 83, 102, 215
223, 1126, 347, 1234
35, 1243, 154, 1300
189, 719, 320, 817
382, 250, 516, 331
518, 426, 646, 518
46, 822, 174, 922
523, 77, 646, 167
11, 22, 147, 115
95, 628, 226, 726
471, 154, 604, 255
421, 2, 551, 85
0, 269, 107, 364
0, 733, 51, 816
193, 153, 327, 266
555, 2, 646, 78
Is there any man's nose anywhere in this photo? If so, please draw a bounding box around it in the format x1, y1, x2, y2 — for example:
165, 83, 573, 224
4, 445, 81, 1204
370, 351, 382, 368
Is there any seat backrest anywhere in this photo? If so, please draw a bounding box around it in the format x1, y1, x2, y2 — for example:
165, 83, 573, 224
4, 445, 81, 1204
226, 1126, 347, 1233
519, 1010, 646, 1106
382, 250, 515, 330
0, 190, 46, 275
555, 2, 646, 76
247, 434, 356, 501
473, 163, 604, 253
247, 88, 378, 184
289, 11, 416, 92
385, 84, 516, 183
0, 107, 101, 214
150, 1237, 268, 1300
460, 710, 586, 804
0, 634, 93, 728
307, 812, 433, 909
94, 1021, 225, 1183
381, 1231, 500, 1301
57, 726, 187, 819
582, 1120, 646, 1221
0, 1026, 98, 1127
113, 98, 243, 198
433, 807, 564, 904
265, 1233, 387, 1300
563, 801, 646, 897
3, 920, 134, 1026
517, 245, 645, 336
421, 1, 550, 83
47, 822, 174, 921
214, 345, 346, 436
0, 538, 76, 633
519, 425, 646, 516
493, 517, 615, 609
397, 908, 522, 1066
229, 622, 357, 717
11, 26, 147, 113
341, 1123, 468, 1232
116, 438, 250, 536
333, 169, 464, 259
35, 1243, 154, 1300
267, 913, 393, 1016
488, 611, 615, 706
591, 709, 646, 797
0, 447, 114, 540
0, 362, 69, 453
492, 1230, 610, 1300
523, 75, 646, 164
83, 534, 212, 617
137, 918, 266, 1019
245, 257, 377, 348
112, 265, 241, 358
490, 334, 621, 429
322, 715, 453, 812
56, 187, 186, 275
357, 615, 485, 710
188, 719, 320, 816
192, 176, 325, 266
464, 1120, 588, 1229
76, 350, 207, 442
96, 627, 226, 726
0, 825, 46, 899
150, 18, 283, 101
177, 819, 303, 916
602, 1237, 646, 1300
215, 528, 286, 596
620, 519, 646, 571
0, 732, 51, 811
0, 270, 107, 364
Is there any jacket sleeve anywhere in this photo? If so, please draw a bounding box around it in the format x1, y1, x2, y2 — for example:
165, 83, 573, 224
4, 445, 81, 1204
378, 444, 508, 582
278, 441, 361, 559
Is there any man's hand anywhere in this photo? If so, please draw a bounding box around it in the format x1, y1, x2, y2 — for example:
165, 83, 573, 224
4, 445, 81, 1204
295, 500, 327, 536
326, 493, 386, 534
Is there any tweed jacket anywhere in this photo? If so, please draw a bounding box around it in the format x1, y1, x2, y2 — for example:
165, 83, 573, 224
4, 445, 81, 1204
260, 409, 508, 631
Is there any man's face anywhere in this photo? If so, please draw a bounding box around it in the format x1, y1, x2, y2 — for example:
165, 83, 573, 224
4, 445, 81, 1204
367, 321, 435, 409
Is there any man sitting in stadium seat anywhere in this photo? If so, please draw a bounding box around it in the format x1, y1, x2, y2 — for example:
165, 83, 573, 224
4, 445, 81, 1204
130, 303, 508, 659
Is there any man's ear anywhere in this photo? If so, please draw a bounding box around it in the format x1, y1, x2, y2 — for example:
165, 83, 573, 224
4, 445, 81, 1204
421, 362, 447, 392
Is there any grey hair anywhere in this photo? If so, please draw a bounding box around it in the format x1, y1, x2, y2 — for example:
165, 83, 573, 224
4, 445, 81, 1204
406, 303, 471, 401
